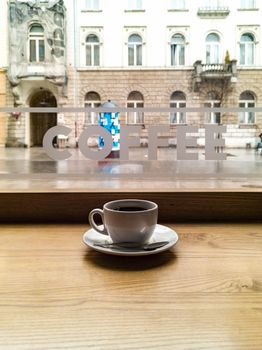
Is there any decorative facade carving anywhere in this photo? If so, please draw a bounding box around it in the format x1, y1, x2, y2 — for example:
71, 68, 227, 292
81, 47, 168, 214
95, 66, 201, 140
8, 0, 67, 88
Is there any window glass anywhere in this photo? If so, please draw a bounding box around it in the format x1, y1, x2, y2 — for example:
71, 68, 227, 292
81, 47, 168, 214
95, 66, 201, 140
85, 92, 101, 124
239, 91, 255, 124
86, 34, 100, 66
171, 0, 186, 9
240, 33, 255, 65
128, 0, 143, 10
206, 33, 220, 63
128, 34, 142, 66
1, 0, 262, 196
86, 0, 99, 10
171, 34, 185, 66
29, 24, 45, 62
240, 0, 255, 8
127, 91, 144, 124
170, 91, 186, 124
205, 91, 221, 123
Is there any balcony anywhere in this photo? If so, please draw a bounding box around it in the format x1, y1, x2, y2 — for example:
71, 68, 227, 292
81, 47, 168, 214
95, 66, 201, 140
192, 60, 237, 91
197, 6, 230, 18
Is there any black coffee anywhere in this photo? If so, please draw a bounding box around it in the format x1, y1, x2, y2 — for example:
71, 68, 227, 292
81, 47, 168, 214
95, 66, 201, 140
113, 206, 145, 212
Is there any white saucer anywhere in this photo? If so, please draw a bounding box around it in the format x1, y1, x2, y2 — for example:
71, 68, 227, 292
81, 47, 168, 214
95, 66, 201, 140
83, 224, 179, 256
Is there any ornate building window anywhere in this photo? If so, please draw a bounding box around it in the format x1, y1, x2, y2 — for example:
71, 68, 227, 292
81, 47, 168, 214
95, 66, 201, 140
128, 34, 143, 66
86, 34, 100, 66
240, 33, 255, 65
206, 33, 220, 64
204, 91, 221, 124
127, 91, 144, 124
84, 92, 101, 124
171, 34, 185, 66
239, 91, 256, 124
29, 24, 45, 62
170, 91, 186, 124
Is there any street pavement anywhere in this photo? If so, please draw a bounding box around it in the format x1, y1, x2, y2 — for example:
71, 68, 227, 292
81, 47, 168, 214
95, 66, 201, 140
0, 147, 261, 191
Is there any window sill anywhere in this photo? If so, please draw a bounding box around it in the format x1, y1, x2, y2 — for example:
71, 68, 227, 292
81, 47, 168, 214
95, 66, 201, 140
76, 66, 194, 71
237, 8, 259, 11
81, 9, 102, 13
168, 9, 189, 12
77, 66, 102, 71
239, 124, 257, 128
124, 9, 145, 13
238, 66, 261, 70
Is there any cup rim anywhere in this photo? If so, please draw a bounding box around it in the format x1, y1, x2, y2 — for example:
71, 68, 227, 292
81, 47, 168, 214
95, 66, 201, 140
104, 199, 158, 213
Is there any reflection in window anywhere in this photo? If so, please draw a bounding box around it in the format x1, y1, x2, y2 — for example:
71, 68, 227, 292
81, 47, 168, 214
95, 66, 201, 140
171, 34, 185, 66
86, 34, 100, 66
86, 0, 99, 10
240, 33, 255, 65
29, 24, 45, 62
84, 91, 101, 124
171, 0, 186, 9
128, 0, 143, 10
127, 91, 144, 124
239, 91, 255, 124
170, 91, 186, 124
204, 91, 221, 124
206, 33, 220, 64
128, 34, 142, 66
240, 0, 255, 9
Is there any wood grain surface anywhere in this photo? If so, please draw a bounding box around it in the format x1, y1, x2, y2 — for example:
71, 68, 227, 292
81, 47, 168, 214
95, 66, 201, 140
0, 191, 262, 222
0, 223, 262, 349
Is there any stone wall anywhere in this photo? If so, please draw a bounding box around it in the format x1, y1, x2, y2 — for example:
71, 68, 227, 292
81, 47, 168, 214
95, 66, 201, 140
4, 67, 262, 148
0, 70, 7, 147
63, 68, 262, 147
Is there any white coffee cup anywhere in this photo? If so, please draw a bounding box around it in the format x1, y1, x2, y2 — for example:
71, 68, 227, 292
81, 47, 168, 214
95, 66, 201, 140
89, 199, 158, 245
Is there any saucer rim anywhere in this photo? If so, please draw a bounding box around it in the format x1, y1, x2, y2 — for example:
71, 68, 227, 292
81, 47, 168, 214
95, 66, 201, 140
83, 224, 178, 256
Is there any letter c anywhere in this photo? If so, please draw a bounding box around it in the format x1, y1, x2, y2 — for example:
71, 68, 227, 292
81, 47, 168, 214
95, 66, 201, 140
43, 125, 72, 161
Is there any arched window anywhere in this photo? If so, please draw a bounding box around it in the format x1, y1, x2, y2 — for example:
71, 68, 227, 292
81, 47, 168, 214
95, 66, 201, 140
171, 34, 185, 66
239, 91, 255, 124
240, 33, 255, 65
29, 24, 45, 62
127, 91, 144, 124
206, 33, 220, 64
128, 34, 142, 66
84, 91, 101, 124
86, 34, 100, 66
170, 91, 186, 124
204, 91, 221, 124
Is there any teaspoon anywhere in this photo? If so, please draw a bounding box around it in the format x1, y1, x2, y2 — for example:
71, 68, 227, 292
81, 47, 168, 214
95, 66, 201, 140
94, 241, 169, 251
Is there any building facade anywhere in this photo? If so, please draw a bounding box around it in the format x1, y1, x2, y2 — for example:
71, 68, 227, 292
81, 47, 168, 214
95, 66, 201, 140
4, 0, 262, 147
0, 0, 8, 147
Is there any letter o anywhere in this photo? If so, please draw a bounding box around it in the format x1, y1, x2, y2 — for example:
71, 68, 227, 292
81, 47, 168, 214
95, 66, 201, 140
78, 126, 113, 160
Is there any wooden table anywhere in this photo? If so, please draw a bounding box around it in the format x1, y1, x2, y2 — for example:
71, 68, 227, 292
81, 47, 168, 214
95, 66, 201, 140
1, 223, 262, 349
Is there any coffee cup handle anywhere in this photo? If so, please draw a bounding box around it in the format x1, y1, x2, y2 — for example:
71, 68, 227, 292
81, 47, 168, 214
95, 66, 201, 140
88, 209, 108, 235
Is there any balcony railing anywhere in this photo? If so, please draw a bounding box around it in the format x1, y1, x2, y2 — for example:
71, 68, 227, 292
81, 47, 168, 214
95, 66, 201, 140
202, 63, 232, 74
197, 6, 230, 17
192, 60, 237, 91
